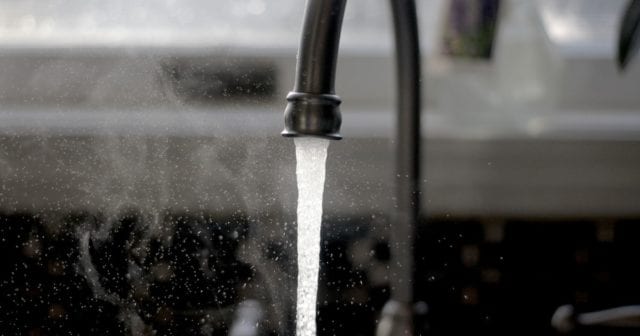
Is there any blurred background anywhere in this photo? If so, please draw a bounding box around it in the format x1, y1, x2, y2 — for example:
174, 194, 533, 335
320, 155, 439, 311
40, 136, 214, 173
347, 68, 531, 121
0, 0, 639, 335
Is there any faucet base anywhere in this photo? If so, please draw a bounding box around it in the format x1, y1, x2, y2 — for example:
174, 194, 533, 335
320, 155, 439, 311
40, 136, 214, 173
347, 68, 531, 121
376, 300, 414, 336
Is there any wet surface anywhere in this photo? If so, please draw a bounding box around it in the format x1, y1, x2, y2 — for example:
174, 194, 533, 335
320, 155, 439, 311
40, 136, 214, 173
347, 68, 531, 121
2, 213, 640, 335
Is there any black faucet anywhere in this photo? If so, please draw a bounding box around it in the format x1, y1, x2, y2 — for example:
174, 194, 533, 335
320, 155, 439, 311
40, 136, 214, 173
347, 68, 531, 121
282, 0, 422, 334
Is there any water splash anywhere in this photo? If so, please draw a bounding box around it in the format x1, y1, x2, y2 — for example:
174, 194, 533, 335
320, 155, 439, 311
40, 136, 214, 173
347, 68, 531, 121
294, 137, 329, 336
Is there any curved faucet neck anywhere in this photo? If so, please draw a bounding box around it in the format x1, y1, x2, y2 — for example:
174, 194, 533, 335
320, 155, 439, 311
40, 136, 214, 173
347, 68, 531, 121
294, 0, 347, 94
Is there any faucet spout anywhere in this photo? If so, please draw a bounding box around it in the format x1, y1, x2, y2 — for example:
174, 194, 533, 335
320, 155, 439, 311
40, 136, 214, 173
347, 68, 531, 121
283, 0, 422, 333
281, 0, 346, 140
